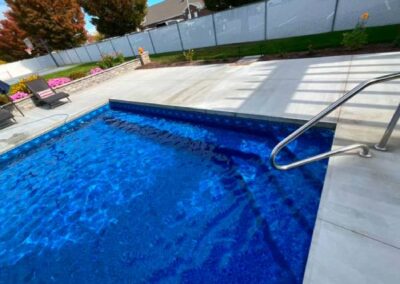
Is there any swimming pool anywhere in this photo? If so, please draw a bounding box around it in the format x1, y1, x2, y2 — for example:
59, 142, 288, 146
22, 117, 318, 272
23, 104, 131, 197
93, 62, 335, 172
0, 103, 334, 283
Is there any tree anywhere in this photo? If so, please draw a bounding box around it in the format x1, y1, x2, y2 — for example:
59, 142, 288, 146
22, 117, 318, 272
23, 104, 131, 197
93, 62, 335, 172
0, 11, 30, 62
79, 0, 147, 38
204, 0, 259, 11
5, 0, 87, 51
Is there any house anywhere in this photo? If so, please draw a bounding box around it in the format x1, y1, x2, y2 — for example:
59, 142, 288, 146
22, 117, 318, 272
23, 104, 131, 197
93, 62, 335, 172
143, 0, 209, 29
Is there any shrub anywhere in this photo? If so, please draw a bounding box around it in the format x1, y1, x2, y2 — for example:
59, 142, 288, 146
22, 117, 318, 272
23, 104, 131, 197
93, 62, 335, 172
307, 43, 315, 55
69, 71, 87, 80
98, 53, 125, 69
47, 77, 72, 88
0, 94, 11, 105
342, 12, 369, 50
90, 67, 104, 75
9, 91, 29, 101
9, 74, 39, 94
113, 53, 125, 65
183, 49, 195, 62
0, 60, 7, 65
98, 54, 115, 69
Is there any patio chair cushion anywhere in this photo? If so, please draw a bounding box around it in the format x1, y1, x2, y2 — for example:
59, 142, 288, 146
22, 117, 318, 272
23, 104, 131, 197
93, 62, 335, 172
40, 91, 69, 104
37, 88, 54, 99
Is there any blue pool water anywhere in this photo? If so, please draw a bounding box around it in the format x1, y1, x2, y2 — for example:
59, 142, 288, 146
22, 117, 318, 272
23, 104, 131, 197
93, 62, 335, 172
0, 104, 334, 284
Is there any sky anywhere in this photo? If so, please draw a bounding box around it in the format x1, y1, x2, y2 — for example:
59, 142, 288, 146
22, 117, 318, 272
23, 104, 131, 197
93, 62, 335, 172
0, 0, 164, 34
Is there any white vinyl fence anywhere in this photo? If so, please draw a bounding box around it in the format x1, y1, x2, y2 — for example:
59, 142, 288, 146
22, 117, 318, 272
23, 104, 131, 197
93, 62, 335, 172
0, 54, 56, 82
1, 0, 399, 81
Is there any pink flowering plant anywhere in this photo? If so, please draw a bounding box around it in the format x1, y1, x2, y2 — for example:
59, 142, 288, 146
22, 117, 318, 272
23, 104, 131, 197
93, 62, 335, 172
90, 67, 104, 75
47, 77, 71, 88
10, 91, 29, 101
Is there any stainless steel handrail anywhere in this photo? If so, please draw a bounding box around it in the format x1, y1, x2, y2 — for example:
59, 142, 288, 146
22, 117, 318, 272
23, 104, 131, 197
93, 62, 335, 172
270, 72, 400, 170
375, 103, 400, 151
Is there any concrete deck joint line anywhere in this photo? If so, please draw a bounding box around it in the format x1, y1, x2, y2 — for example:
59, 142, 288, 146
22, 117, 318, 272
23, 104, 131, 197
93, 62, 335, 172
319, 217, 400, 251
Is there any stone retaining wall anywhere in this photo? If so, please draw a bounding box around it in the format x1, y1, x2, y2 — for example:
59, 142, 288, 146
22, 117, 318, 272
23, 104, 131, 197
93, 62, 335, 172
12, 59, 140, 113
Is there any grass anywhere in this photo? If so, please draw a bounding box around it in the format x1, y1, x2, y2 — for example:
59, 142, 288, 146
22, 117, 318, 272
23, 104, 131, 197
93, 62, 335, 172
150, 24, 400, 64
42, 62, 100, 80
42, 56, 136, 80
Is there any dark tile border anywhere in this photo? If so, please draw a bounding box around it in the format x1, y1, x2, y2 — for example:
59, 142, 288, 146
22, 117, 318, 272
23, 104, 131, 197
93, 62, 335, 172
110, 99, 336, 133
0, 105, 109, 164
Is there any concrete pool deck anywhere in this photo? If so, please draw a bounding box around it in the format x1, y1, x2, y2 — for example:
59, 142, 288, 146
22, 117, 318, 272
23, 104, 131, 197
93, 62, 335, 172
0, 51, 399, 283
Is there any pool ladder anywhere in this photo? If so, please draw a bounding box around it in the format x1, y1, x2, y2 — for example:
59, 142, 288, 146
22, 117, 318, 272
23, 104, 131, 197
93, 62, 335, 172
270, 72, 400, 170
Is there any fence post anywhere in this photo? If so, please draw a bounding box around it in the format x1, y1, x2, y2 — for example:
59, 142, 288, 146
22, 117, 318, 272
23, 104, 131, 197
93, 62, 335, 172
211, 13, 218, 46
84, 45, 93, 62
109, 39, 118, 53
95, 42, 103, 57
74, 48, 83, 63
264, 0, 268, 40
126, 34, 136, 57
176, 23, 185, 51
148, 30, 157, 54
331, 0, 340, 32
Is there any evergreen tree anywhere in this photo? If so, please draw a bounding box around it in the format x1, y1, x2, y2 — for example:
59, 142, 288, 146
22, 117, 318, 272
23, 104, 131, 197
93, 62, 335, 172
0, 11, 30, 62
79, 0, 147, 38
5, 0, 87, 51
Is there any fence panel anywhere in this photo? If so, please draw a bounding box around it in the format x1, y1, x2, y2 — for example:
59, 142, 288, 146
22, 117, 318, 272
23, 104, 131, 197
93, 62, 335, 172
59, 51, 72, 65
4, 62, 22, 78
52, 52, 65, 66
75, 47, 91, 62
214, 2, 265, 45
20, 58, 41, 72
86, 44, 102, 61
36, 55, 56, 69
267, 0, 336, 39
97, 40, 115, 55
179, 15, 216, 49
333, 0, 400, 31
150, 24, 182, 53
66, 49, 81, 64
127, 32, 155, 54
111, 37, 135, 57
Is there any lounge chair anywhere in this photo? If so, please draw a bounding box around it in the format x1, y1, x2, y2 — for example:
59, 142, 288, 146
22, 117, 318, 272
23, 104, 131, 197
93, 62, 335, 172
26, 78, 71, 108
0, 107, 15, 125
0, 80, 23, 126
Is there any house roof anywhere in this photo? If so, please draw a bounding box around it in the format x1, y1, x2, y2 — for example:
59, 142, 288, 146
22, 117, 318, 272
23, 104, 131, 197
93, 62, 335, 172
144, 0, 205, 26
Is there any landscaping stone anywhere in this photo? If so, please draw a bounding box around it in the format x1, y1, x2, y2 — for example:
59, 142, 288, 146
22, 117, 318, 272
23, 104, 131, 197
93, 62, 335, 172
139, 52, 151, 66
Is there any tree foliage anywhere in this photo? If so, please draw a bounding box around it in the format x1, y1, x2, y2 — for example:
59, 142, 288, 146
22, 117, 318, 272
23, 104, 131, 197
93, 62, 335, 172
5, 0, 87, 51
204, 0, 259, 11
0, 11, 30, 62
79, 0, 147, 38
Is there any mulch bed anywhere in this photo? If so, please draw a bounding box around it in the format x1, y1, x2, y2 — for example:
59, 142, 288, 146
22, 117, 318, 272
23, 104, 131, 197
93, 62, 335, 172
136, 58, 239, 69
259, 43, 400, 61
136, 43, 400, 69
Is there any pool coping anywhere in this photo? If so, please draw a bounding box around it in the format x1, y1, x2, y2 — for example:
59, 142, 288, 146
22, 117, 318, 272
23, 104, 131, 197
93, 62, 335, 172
109, 99, 337, 129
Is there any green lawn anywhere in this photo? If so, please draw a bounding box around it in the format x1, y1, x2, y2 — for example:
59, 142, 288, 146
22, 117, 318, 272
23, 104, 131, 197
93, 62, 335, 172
150, 24, 400, 64
42, 62, 100, 80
